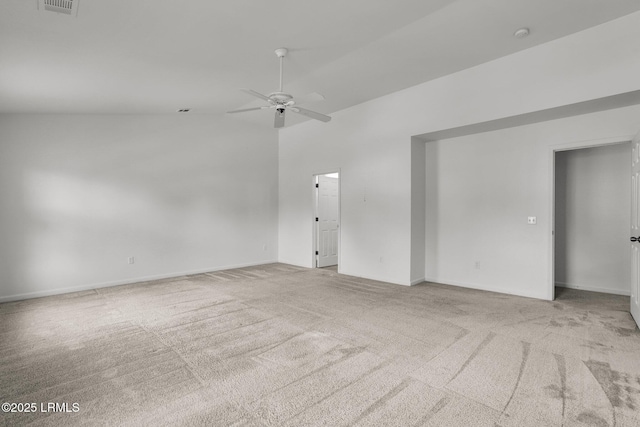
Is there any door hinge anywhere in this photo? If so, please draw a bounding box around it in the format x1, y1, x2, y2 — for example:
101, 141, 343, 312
315, 217, 319, 221
315, 251, 319, 255
315, 183, 319, 188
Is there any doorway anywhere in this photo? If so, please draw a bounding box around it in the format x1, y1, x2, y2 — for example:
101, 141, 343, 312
552, 139, 631, 300
314, 172, 340, 269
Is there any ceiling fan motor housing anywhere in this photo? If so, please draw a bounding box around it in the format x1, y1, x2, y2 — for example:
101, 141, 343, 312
274, 48, 288, 58
269, 92, 293, 104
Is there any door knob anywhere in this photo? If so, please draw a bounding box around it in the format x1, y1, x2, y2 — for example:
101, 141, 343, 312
632, 237, 640, 242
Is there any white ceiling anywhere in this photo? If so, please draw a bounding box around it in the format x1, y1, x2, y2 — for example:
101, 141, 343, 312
2, 0, 640, 127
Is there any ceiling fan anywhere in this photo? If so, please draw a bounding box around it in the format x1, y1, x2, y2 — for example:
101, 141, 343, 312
227, 48, 331, 128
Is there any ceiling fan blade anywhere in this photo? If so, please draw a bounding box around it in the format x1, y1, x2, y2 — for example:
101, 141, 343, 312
293, 92, 325, 105
289, 106, 331, 123
240, 88, 272, 103
227, 106, 270, 114
274, 110, 285, 128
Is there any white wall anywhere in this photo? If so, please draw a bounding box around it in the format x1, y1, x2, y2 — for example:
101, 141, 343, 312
279, 12, 640, 293
410, 139, 426, 284
425, 107, 639, 299
0, 114, 278, 301
555, 143, 631, 295
278, 121, 412, 285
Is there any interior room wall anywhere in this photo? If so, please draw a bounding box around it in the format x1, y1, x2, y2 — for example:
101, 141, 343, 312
278, 122, 412, 285
0, 114, 278, 302
278, 12, 640, 291
411, 139, 426, 284
425, 106, 640, 299
554, 143, 631, 295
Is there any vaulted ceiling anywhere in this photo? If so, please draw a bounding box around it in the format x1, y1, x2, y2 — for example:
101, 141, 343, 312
2, 0, 639, 128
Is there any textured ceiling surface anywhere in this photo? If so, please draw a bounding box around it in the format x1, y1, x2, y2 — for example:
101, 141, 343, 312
2, 0, 640, 126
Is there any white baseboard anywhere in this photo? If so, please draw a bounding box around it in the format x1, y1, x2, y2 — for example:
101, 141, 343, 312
336, 269, 410, 286
410, 277, 426, 286
277, 259, 311, 268
277, 258, 414, 287
555, 281, 630, 296
0, 259, 278, 303
424, 276, 548, 300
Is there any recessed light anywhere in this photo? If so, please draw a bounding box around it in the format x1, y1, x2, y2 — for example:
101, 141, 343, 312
513, 28, 530, 38
177, 109, 190, 113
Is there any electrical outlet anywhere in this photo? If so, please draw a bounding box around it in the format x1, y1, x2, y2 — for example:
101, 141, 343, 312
128, 256, 135, 265
263, 244, 267, 251
527, 216, 537, 225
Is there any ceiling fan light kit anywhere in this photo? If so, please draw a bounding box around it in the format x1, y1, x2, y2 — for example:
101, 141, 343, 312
227, 48, 331, 128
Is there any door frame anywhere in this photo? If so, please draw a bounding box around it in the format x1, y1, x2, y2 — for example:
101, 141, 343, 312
312, 168, 341, 269
548, 135, 634, 301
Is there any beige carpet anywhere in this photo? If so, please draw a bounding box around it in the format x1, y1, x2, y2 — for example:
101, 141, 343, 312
1, 264, 639, 426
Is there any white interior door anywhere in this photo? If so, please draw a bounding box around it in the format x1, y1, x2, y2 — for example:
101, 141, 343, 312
631, 132, 640, 329
316, 175, 339, 267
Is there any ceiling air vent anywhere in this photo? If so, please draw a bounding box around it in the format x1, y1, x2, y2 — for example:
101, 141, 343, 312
38, 0, 79, 16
